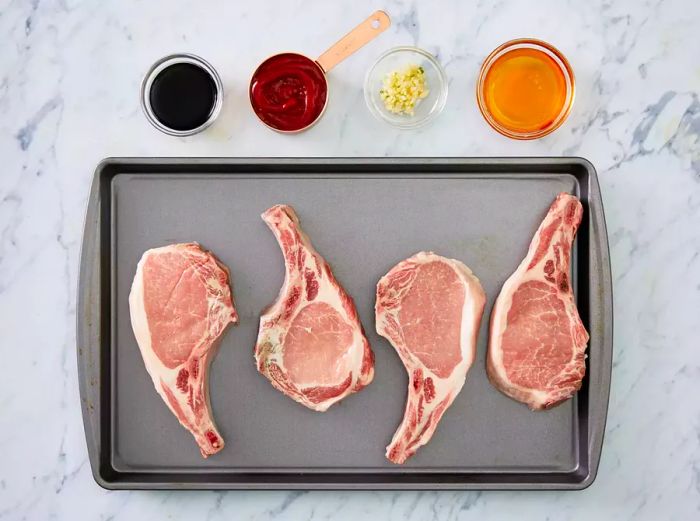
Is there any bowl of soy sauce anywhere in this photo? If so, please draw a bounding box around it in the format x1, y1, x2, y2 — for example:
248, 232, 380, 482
141, 53, 223, 136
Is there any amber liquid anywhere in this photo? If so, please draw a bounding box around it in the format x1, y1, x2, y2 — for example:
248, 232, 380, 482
482, 47, 567, 133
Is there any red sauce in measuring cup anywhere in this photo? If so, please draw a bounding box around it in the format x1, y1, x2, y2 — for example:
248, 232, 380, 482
249, 53, 328, 132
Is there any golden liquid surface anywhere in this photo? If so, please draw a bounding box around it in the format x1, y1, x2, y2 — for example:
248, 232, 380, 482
483, 47, 567, 133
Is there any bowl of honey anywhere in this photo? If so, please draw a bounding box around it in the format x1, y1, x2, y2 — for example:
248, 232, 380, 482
477, 38, 574, 140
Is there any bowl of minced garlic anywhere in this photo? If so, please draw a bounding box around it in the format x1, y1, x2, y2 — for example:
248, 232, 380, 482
365, 46, 448, 129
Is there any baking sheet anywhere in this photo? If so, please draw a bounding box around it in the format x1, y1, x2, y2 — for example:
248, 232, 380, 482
77, 158, 612, 489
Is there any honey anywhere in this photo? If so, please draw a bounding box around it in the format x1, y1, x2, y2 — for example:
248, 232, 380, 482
477, 39, 574, 139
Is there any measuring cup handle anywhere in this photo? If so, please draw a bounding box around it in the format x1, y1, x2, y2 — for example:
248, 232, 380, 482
316, 10, 391, 73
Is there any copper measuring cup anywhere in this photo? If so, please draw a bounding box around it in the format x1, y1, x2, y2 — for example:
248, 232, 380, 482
249, 10, 391, 133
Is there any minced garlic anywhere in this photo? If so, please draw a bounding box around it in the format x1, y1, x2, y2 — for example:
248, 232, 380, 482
379, 64, 429, 116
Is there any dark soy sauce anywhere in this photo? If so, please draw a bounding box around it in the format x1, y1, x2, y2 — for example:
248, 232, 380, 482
149, 63, 217, 131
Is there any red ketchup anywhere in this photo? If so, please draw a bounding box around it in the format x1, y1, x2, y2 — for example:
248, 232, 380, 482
250, 53, 328, 132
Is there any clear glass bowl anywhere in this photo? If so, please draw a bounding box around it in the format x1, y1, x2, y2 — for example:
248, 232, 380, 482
476, 39, 575, 140
364, 46, 448, 129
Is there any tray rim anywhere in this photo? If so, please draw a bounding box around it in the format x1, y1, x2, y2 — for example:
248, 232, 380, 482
76, 157, 613, 490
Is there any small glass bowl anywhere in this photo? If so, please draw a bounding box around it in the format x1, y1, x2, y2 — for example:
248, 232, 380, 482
141, 53, 223, 136
476, 38, 575, 140
364, 46, 448, 129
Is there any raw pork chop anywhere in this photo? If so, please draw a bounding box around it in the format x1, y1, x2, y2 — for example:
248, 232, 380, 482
129, 243, 237, 457
487, 192, 589, 410
255, 205, 374, 412
376, 252, 486, 464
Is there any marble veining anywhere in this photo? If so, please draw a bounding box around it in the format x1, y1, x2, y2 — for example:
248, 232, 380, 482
1, 0, 699, 519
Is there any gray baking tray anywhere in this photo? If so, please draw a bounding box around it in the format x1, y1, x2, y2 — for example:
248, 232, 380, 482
77, 158, 612, 490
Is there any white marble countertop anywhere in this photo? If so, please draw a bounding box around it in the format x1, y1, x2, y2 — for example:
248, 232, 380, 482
1, 0, 699, 519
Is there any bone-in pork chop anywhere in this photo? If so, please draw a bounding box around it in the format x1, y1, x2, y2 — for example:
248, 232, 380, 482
488, 192, 589, 410
129, 242, 237, 457
255, 205, 374, 412
376, 252, 485, 464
